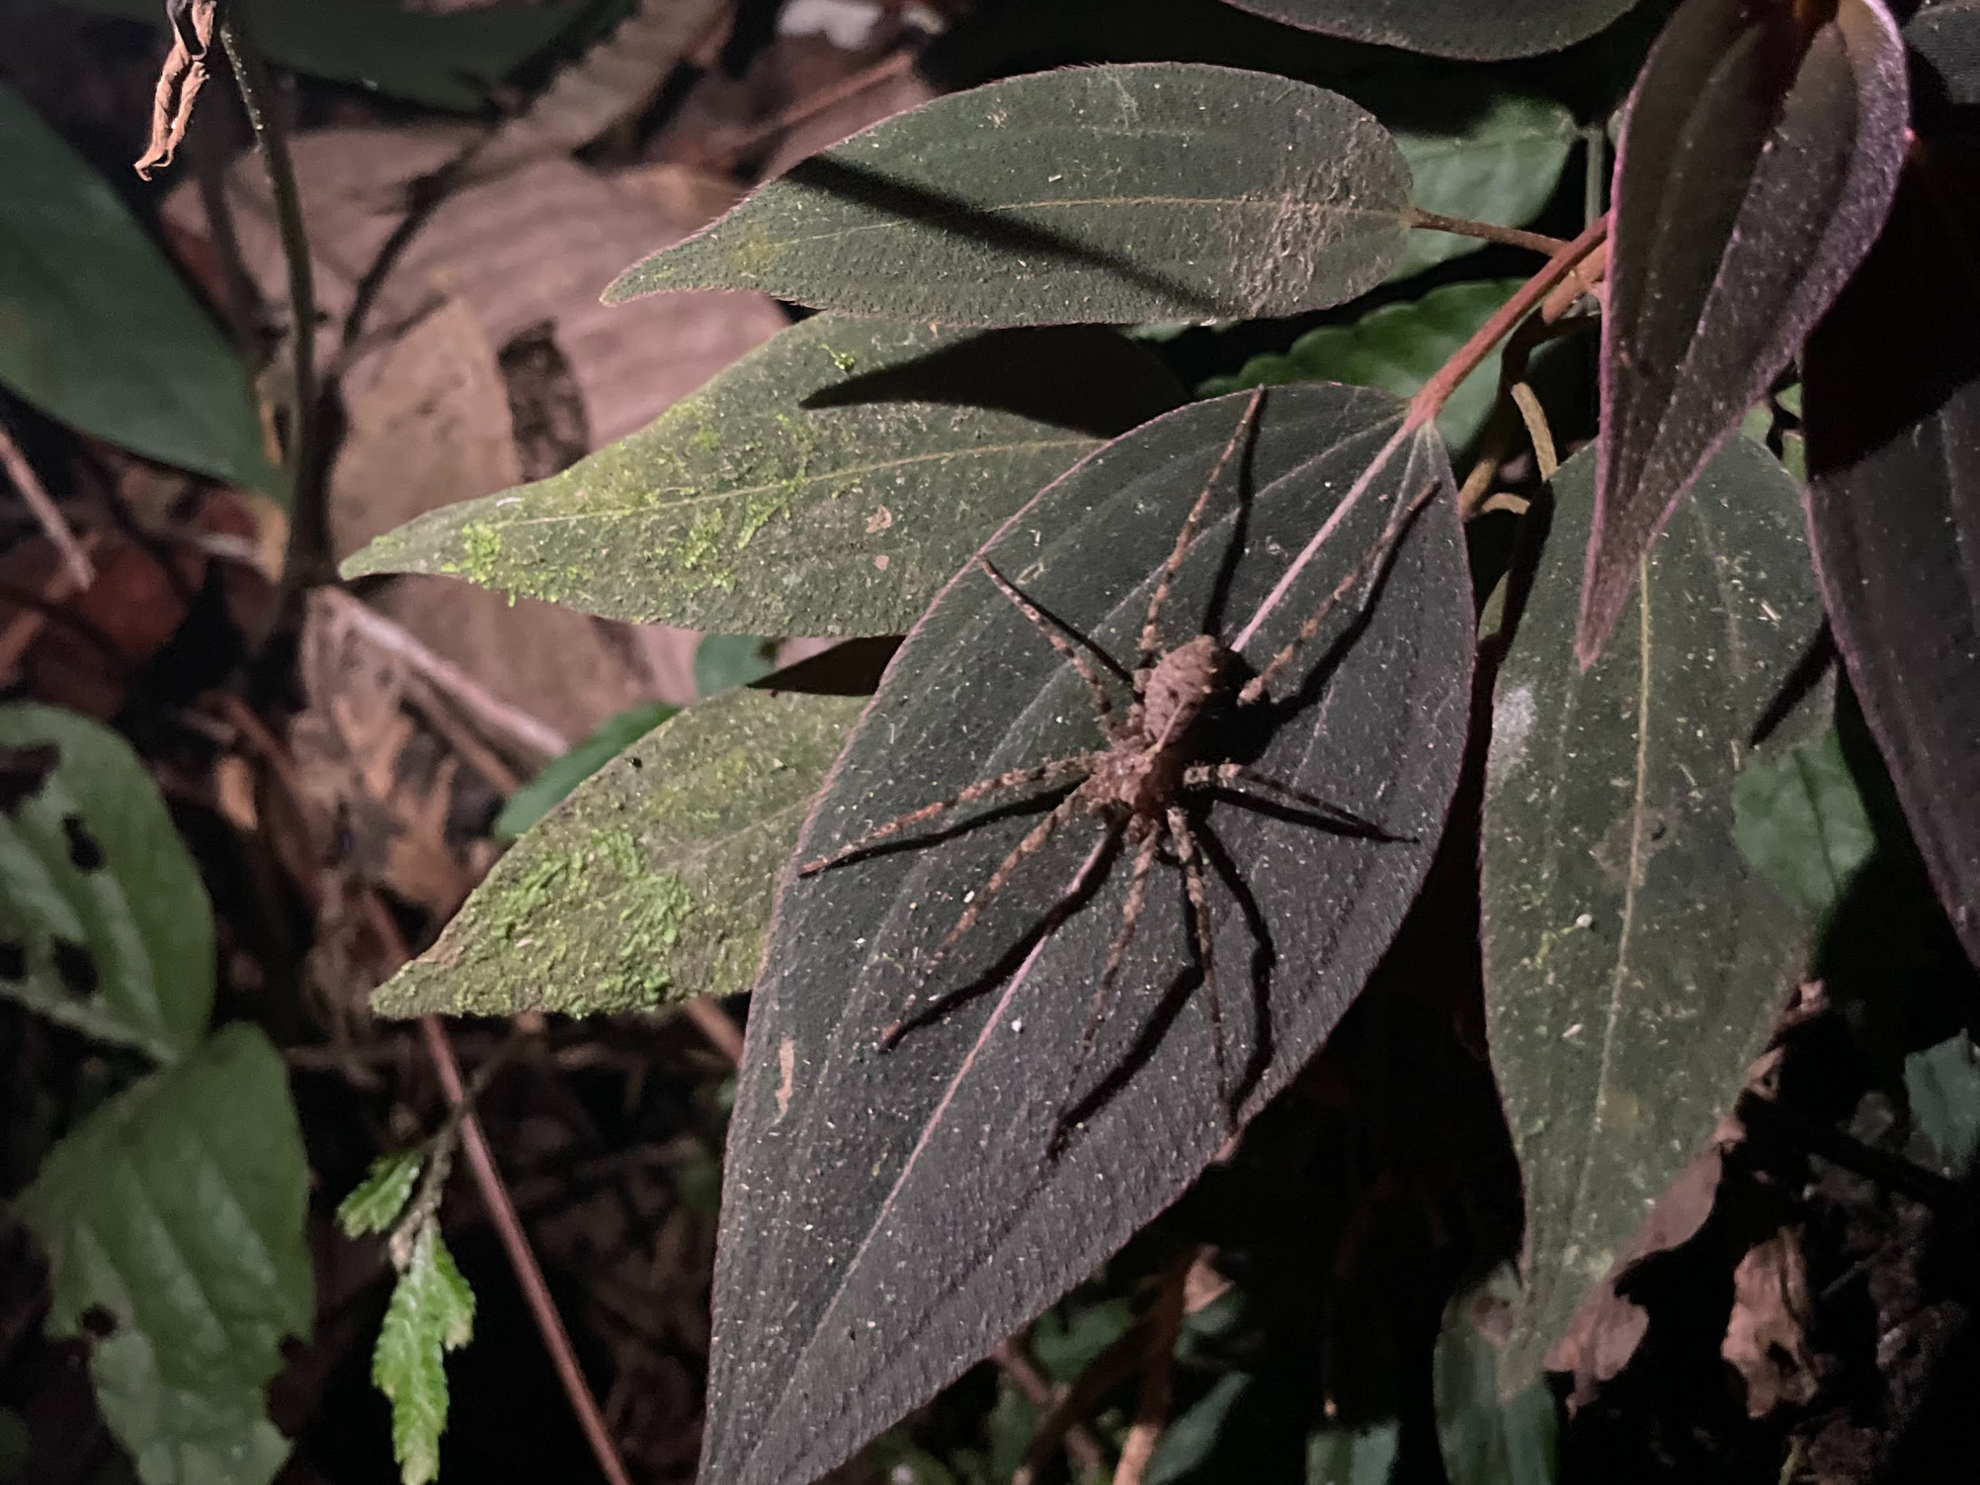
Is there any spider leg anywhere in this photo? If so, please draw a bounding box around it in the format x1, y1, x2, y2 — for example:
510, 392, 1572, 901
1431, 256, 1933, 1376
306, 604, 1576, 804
1049, 822, 1164, 1156
1183, 763, 1395, 839
1237, 478, 1440, 706
1167, 805, 1232, 1136
977, 559, 1130, 734
882, 785, 1093, 1045
1138, 385, 1266, 681
882, 812, 1125, 1049
800, 754, 1097, 875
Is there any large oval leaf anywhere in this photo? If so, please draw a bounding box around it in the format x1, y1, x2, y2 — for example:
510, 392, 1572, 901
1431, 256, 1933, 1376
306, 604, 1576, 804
1805, 142, 1980, 969
705, 385, 1472, 1485
0, 704, 214, 1063
1578, 0, 1907, 665
608, 64, 1413, 327
1219, 0, 1641, 60
1483, 437, 1824, 1393
342, 314, 1180, 634
373, 687, 862, 1019
0, 85, 277, 491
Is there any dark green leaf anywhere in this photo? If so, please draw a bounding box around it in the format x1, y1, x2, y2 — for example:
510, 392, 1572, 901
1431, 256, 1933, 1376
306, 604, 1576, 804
1904, 1033, 1980, 1175
1306, 1422, 1399, 1484
1435, 1272, 1558, 1485
0, 704, 213, 1062
1483, 437, 1824, 1393
1906, 0, 1980, 113
1200, 278, 1523, 451
373, 1223, 476, 1485
1393, 97, 1579, 280
696, 636, 778, 698
0, 85, 278, 492
343, 315, 1180, 635
703, 385, 1471, 1485
19, 1024, 312, 1485
1732, 729, 1875, 921
374, 688, 862, 1020
1147, 1373, 1252, 1485
1805, 142, 1980, 970
0, 1408, 27, 1483
1580, 0, 1907, 664
491, 701, 677, 843
62, 0, 589, 112
1218, 0, 1640, 60
337, 1149, 426, 1240
607, 65, 1412, 325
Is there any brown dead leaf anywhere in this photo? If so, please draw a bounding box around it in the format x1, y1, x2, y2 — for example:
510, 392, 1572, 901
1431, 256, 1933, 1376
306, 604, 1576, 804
164, 127, 787, 446
1723, 1229, 1821, 1417
291, 592, 475, 922
134, 0, 215, 180
331, 296, 522, 559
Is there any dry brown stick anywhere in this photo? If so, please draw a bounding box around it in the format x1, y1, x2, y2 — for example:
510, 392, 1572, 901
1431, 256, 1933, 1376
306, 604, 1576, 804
1115, 1249, 1194, 1485
995, 1337, 1110, 1481
707, 47, 918, 167
400, 671, 525, 797
317, 588, 568, 761
417, 1013, 635, 1485
0, 422, 94, 590
681, 998, 745, 1064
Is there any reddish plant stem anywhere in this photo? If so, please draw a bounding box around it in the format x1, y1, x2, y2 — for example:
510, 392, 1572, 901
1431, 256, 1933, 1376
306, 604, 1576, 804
1115, 1249, 1194, 1485
417, 1014, 634, 1485
1407, 212, 1610, 432
1403, 207, 1568, 256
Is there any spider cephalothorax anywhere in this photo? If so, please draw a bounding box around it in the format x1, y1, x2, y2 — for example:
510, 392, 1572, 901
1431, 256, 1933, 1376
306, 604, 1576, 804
798, 388, 1433, 1151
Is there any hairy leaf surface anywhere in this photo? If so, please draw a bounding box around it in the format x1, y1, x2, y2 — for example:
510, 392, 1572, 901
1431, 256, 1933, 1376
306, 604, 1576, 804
1484, 438, 1823, 1392
20, 1024, 311, 1485
0, 704, 214, 1062
0, 85, 278, 491
1218, 0, 1640, 60
1580, 0, 1907, 664
343, 315, 1180, 634
1805, 142, 1980, 970
607, 65, 1412, 325
706, 384, 1472, 1485
373, 688, 862, 1020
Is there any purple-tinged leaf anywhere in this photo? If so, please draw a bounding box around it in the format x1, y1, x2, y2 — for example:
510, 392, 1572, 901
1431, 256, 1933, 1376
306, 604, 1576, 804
703, 385, 1472, 1485
1485, 437, 1825, 1393
1217, 0, 1640, 61
1805, 141, 1980, 969
1579, 0, 1908, 667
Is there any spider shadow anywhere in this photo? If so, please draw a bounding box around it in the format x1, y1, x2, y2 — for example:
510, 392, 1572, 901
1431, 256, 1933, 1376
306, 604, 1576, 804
1053, 810, 1281, 1148
878, 817, 1127, 1047
804, 780, 1081, 874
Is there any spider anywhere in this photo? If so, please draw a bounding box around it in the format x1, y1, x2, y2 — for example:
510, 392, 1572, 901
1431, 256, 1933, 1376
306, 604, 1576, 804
799, 388, 1436, 1152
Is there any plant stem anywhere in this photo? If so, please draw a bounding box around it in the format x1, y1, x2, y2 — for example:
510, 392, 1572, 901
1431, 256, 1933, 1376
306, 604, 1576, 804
215, 3, 333, 598
419, 1015, 636, 1485
1407, 212, 1610, 431
1403, 207, 1568, 256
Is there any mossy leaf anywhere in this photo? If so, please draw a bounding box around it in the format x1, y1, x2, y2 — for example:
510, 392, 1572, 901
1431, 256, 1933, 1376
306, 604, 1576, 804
342, 314, 1180, 636
374, 688, 863, 1019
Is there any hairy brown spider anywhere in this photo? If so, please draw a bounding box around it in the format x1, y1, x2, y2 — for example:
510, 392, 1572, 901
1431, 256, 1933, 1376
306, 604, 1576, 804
799, 388, 1435, 1149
